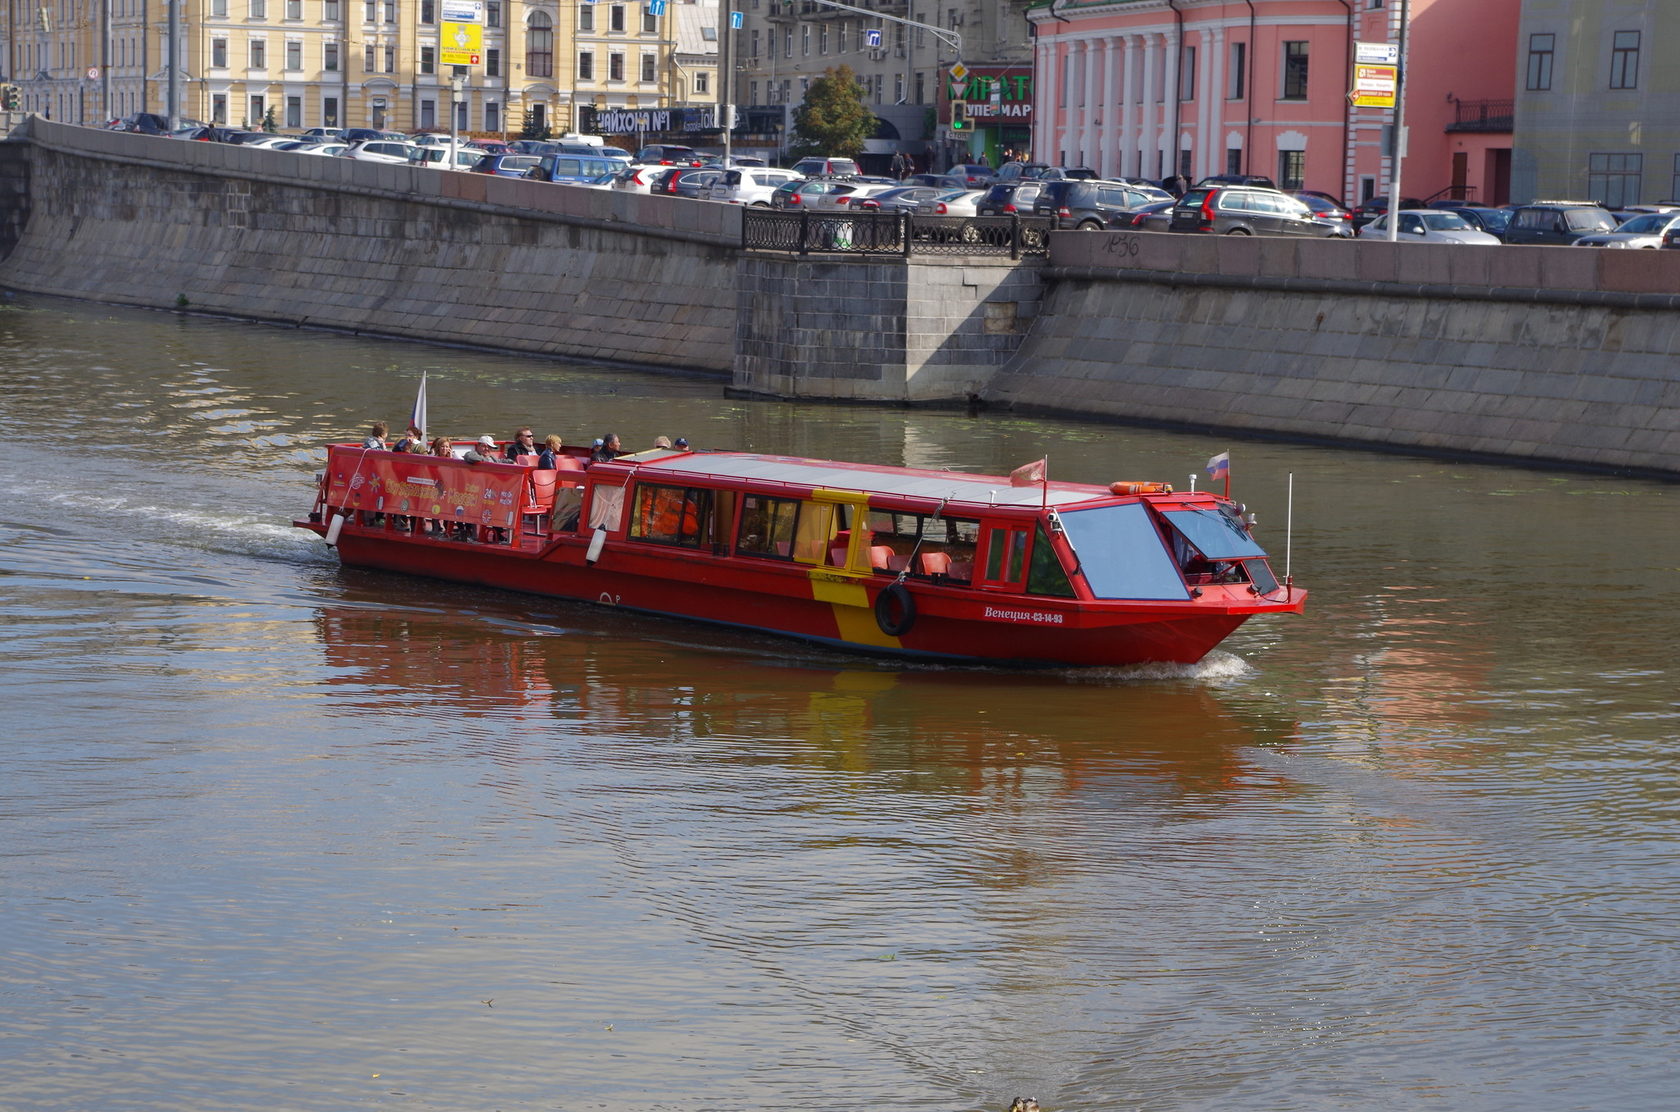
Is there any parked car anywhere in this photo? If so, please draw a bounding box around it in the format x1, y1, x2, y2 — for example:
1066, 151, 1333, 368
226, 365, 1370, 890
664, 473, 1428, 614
300, 127, 346, 143
178, 126, 258, 143
634, 144, 704, 166
789, 156, 861, 178
111, 112, 206, 134
1194, 173, 1278, 190
942, 163, 997, 189
1573, 210, 1680, 248
817, 182, 900, 211
410, 133, 457, 148
410, 145, 481, 171
1168, 185, 1331, 237
769, 179, 854, 209
467, 138, 513, 155
340, 139, 418, 164
526, 152, 630, 184
1456, 206, 1514, 236
610, 165, 662, 194
1292, 191, 1355, 234
1350, 196, 1426, 229
472, 153, 543, 178
1110, 198, 1178, 232
508, 139, 564, 155
975, 182, 1043, 216
672, 168, 725, 199
1033, 179, 1173, 230
915, 188, 986, 218
291, 142, 349, 157
708, 167, 805, 205
1501, 201, 1620, 246
1358, 210, 1502, 244
851, 185, 944, 213
341, 128, 408, 144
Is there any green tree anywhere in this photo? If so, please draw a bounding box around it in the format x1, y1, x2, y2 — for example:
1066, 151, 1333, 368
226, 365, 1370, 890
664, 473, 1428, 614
261, 106, 278, 133
789, 66, 874, 160
519, 107, 551, 141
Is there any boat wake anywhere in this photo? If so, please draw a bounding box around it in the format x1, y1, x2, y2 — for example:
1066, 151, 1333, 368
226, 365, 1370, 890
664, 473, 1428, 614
1068, 649, 1254, 685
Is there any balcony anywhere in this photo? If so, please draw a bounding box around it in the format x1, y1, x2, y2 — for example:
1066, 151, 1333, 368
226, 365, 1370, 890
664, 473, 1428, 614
1445, 99, 1512, 133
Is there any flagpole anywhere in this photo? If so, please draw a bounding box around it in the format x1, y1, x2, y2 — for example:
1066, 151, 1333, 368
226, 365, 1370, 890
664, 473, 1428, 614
1041, 454, 1049, 511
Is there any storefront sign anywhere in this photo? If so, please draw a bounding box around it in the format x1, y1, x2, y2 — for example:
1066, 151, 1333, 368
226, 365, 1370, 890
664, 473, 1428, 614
942, 66, 1032, 126
583, 105, 727, 134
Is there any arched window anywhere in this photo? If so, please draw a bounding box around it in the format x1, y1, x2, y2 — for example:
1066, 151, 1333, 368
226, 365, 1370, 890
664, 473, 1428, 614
527, 12, 554, 78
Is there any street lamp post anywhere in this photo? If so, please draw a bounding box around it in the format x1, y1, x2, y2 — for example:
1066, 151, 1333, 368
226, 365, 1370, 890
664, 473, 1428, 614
1385, 0, 1411, 243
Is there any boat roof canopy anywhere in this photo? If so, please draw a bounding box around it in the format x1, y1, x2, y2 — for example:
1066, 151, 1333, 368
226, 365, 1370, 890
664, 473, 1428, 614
607, 452, 1123, 510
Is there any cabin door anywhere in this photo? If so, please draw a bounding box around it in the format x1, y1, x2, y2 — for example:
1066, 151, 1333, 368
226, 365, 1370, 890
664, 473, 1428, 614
977, 523, 1030, 590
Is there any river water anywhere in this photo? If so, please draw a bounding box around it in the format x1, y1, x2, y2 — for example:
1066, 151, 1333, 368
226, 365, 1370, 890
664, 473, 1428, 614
2, 294, 1677, 1111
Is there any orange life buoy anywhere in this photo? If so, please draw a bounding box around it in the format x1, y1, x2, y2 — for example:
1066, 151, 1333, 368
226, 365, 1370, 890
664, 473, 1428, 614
1109, 481, 1173, 496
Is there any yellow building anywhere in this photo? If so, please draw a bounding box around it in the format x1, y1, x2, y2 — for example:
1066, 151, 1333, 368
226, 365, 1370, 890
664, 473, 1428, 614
2, 1, 714, 136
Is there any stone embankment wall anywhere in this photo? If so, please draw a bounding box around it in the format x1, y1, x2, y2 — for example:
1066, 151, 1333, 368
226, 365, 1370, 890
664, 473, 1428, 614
0, 117, 742, 373
991, 232, 1680, 476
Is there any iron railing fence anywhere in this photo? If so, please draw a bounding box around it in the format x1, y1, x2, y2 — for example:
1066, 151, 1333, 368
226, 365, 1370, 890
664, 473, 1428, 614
742, 209, 1051, 259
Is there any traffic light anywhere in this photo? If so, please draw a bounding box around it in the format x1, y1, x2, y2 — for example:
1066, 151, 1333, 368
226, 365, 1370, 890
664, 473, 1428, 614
1, 84, 20, 111
950, 99, 967, 130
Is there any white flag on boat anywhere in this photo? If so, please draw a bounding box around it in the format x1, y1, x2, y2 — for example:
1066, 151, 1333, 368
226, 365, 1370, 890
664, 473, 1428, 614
409, 373, 428, 439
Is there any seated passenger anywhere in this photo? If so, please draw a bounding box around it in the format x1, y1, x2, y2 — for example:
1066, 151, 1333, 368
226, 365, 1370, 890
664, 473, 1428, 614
361, 420, 389, 450
591, 433, 622, 463
429, 436, 453, 457
504, 427, 537, 463
653, 435, 673, 450
463, 434, 500, 463
393, 424, 425, 453
537, 434, 564, 470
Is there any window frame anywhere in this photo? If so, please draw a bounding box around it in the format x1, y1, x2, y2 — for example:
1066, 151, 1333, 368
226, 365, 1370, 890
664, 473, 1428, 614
1526, 32, 1554, 91
1281, 40, 1309, 100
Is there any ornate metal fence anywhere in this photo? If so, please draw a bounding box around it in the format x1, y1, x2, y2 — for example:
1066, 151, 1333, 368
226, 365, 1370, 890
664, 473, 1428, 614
742, 209, 1051, 259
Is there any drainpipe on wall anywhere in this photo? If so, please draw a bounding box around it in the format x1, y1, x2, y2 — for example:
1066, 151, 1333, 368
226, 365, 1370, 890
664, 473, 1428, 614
1166, 0, 1182, 179
1243, 0, 1254, 175
1336, 0, 1351, 202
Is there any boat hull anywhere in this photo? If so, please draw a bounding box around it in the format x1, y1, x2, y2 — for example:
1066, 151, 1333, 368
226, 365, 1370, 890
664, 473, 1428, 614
322, 527, 1293, 668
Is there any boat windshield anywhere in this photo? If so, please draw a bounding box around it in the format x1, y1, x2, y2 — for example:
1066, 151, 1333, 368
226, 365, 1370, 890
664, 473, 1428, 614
1159, 508, 1267, 559
1057, 503, 1188, 600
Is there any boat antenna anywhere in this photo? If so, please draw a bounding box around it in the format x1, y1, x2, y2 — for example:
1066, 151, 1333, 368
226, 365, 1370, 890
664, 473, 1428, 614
1285, 472, 1295, 602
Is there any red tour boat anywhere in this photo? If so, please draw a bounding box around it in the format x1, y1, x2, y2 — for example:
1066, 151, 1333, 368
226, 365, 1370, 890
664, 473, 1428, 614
296, 442, 1305, 667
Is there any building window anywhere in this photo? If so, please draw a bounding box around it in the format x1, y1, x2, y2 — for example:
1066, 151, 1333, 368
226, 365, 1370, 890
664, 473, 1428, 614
527, 12, 554, 77
420, 46, 435, 74
286, 40, 302, 69
801, 26, 810, 56
325, 0, 339, 20
421, 0, 434, 22
1282, 41, 1308, 99
915, 71, 924, 103
251, 0, 266, 17
249, 95, 264, 126
211, 0, 226, 15
250, 40, 266, 68
642, 6, 656, 33
1609, 30, 1639, 90
364, 0, 375, 21
750, 29, 758, 59
1226, 147, 1242, 175
384, 1, 396, 24
211, 38, 227, 68
1181, 45, 1195, 99
1588, 153, 1641, 208
212, 93, 228, 123
486, 48, 500, 77
383, 44, 394, 72
696, 71, 709, 94
1278, 149, 1305, 190
486, 101, 499, 131
286, 0, 301, 17
364, 44, 374, 71
1229, 41, 1246, 99
420, 99, 435, 128
578, 51, 593, 80
641, 52, 656, 82
579, 5, 593, 32
1525, 33, 1554, 91
324, 96, 338, 126
784, 29, 792, 59
610, 4, 625, 32
610, 52, 625, 80
487, 1, 500, 28
838, 21, 847, 53
749, 80, 758, 103
286, 95, 302, 127
325, 42, 339, 70
819, 25, 828, 54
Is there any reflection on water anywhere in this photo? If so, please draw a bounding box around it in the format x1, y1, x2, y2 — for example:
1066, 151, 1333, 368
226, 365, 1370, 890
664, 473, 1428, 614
3, 294, 1680, 1111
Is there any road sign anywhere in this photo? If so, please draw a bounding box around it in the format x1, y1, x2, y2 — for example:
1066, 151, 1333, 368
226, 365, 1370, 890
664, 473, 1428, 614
441, 0, 482, 20
1349, 63, 1398, 108
1356, 41, 1400, 65
865, 28, 882, 48
949, 61, 967, 81
647, 0, 667, 14
730, 10, 742, 28
85, 66, 99, 80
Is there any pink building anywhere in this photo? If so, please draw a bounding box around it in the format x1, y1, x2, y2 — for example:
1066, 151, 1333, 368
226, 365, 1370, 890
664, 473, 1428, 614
1027, 0, 1518, 207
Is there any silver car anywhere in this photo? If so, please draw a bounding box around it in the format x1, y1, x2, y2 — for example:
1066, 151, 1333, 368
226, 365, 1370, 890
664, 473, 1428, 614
1357, 210, 1502, 244
1575, 210, 1680, 248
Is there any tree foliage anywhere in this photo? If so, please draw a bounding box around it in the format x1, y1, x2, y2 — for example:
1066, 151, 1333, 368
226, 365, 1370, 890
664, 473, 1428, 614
520, 107, 551, 141
790, 66, 874, 160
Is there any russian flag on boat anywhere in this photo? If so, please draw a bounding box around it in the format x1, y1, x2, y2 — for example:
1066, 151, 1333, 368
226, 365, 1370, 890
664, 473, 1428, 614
1010, 457, 1047, 487
1205, 451, 1230, 479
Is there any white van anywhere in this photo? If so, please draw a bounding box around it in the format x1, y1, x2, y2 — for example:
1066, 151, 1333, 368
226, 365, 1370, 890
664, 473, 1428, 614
709, 167, 806, 206
409, 144, 480, 171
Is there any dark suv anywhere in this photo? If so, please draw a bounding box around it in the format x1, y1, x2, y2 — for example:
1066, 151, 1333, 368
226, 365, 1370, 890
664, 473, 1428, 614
976, 182, 1044, 216
1500, 201, 1619, 246
1034, 180, 1174, 229
1168, 185, 1329, 237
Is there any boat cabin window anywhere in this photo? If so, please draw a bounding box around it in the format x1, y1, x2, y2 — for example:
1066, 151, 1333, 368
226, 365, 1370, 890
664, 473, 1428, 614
1057, 503, 1190, 600
984, 526, 1028, 583
865, 511, 980, 581
1160, 507, 1276, 591
629, 483, 716, 549
1026, 526, 1076, 597
736, 494, 801, 559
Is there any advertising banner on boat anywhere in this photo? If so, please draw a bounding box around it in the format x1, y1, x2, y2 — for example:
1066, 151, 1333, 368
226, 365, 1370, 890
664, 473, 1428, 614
324, 446, 520, 529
